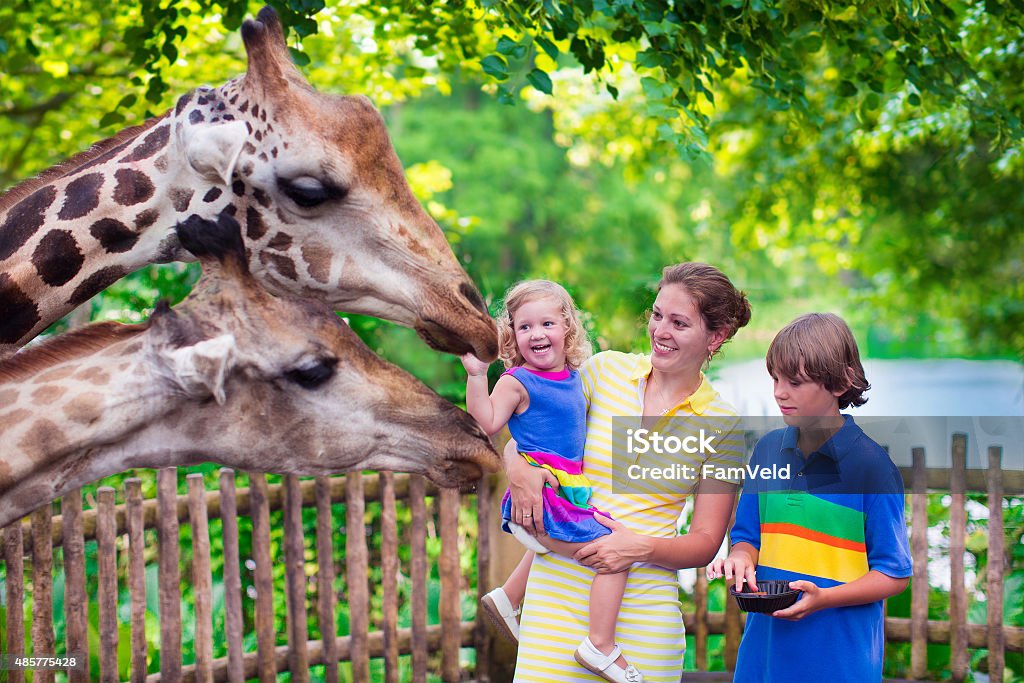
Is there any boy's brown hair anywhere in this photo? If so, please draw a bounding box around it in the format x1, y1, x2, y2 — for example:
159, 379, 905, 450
766, 313, 870, 409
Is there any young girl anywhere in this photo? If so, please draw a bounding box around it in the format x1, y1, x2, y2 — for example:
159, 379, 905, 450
462, 280, 643, 683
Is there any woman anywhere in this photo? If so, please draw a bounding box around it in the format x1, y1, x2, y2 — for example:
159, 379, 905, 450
505, 262, 752, 683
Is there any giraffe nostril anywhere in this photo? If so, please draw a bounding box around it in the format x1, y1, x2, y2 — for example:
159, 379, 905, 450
459, 282, 487, 316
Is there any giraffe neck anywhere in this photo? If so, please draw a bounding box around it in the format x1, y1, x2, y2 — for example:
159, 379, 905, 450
0, 326, 184, 504
0, 92, 243, 356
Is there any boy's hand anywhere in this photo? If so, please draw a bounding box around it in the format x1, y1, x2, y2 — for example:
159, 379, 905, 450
772, 580, 827, 621
461, 353, 491, 376
706, 554, 757, 592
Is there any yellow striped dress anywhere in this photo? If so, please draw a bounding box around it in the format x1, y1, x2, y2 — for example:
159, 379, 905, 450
514, 351, 744, 682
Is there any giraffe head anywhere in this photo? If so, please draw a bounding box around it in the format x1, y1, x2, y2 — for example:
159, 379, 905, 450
170, 6, 497, 360
0, 214, 499, 526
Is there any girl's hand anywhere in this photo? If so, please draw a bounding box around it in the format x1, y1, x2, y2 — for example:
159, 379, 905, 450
707, 553, 757, 592
772, 581, 827, 621
573, 514, 649, 574
504, 440, 557, 536
461, 353, 491, 376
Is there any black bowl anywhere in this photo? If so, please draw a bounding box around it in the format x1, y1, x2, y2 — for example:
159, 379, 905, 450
729, 579, 801, 613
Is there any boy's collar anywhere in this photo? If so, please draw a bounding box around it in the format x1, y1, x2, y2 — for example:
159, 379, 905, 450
782, 414, 859, 460
630, 355, 716, 415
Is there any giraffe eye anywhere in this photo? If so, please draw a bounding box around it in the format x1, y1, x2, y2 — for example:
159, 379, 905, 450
285, 357, 337, 389
278, 176, 347, 208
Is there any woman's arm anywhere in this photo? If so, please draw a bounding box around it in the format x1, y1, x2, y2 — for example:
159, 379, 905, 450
574, 479, 738, 573
502, 438, 558, 535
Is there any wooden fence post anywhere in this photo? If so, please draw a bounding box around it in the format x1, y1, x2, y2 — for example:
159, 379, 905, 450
315, 475, 340, 683
30, 503, 55, 683
284, 475, 310, 682
63, 488, 88, 683
380, 472, 400, 683
219, 468, 246, 683
97, 487, 118, 683
440, 488, 461, 683
910, 447, 929, 679
4, 521, 25, 683
987, 446, 1005, 681
409, 475, 428, 683
949, 434, 968, 682
157, 467, 182, 679
126, 478, 147, 683
250, 472, 276, 682
346, 473, 370, 682
188, 473, 214, 682
474, 475, 492, 683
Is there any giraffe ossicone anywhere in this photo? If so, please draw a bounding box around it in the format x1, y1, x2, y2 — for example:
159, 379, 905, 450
0, 214, 499, 529
0, 5, 497, 362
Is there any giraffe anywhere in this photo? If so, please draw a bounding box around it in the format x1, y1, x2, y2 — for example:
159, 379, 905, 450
0, 5, 496, 362
0, 214, 499, 528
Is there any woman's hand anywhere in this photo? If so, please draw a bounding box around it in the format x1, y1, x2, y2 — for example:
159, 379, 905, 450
573, 514, 650, 574
503, 439, 557, 535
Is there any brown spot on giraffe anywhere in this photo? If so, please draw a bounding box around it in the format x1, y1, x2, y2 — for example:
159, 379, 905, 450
246, 206, 267, 239
170, 187, 195, 212
0, 185, 57, 261
0, 388, 19, 406
18, 419, 70, 463
120, 124, 171, 162
203, 188, 222, 203
74, 366, 111, 385
33, 230, 85, 286
31, 385, 67, 405
259, 251, 298, 280
113, 168, 155, 206
0, 273, 42, 344
0, 408, 31, 431
64, 392, 103, 425
189, 109, 205, 124
34, 365, 76, 383
0, 458, 13, 489
302, 243, 331, 284
58, 173, 105, 220
135, 209, 160, 230
232, 180, 246, 197
67, 266, 128, 307
153, 155, 169, 172
90, 218, 139, 253
267, 232, 292, 251
253, 188, 271, 208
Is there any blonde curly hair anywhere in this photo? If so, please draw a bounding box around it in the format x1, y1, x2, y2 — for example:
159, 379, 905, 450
496, 280, 592, 370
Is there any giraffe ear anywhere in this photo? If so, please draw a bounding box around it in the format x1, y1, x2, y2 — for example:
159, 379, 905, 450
184, 121, 249, 187
165, 334, 237, 405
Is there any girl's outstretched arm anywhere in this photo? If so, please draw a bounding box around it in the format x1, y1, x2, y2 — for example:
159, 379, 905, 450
461, 354, 526, 436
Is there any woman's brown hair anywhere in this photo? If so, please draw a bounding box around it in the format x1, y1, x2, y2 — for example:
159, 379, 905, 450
658, 262, 752, 360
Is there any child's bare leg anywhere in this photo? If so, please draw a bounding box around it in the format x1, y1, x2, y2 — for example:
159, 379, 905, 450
502, 550, 534, 607
588, 571, 629, 668
537, 537, 631, 669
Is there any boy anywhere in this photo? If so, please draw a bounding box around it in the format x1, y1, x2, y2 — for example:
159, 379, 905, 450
708, 313, 911, 682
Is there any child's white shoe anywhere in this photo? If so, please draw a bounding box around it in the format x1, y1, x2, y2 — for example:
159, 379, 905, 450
480, 587, 520, 642
574, 637, 643, 683
508, 522, 551, 554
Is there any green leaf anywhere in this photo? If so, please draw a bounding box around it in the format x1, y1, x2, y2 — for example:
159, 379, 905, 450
838, 80, 858, 97
908, 92, 921, 106
864, 93, 882, 110
535, 36, 559, 61
606, 83, 619, 100
100, 111, 126, 128
496, 36, 519, 56
288, 47, 310, 67
117, 94, 138, 109
162, 41, 178, 64
527, 68, 553, 95
480, 54, 510, 80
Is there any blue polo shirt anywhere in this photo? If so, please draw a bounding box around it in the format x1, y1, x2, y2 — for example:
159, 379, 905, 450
731, 415, 912, 682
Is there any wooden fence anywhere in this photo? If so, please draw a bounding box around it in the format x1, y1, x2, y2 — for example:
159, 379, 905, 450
1, 433, 1022, 682
1, 469, 492, 682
